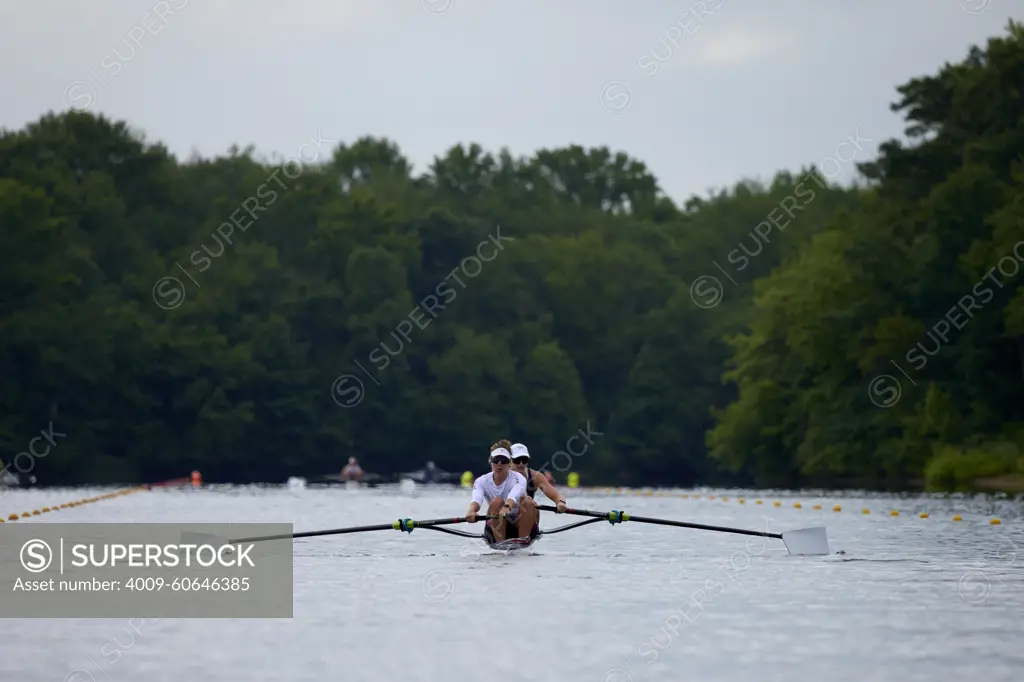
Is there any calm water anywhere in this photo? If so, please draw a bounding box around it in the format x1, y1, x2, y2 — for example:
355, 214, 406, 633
1, 484, 1022, 682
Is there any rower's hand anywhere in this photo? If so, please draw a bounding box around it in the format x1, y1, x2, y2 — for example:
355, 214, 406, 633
466, 511, 477, 523
498, 506, 509, 519
556, 500, 566, 513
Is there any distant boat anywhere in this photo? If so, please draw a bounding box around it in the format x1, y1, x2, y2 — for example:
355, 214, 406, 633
398, 465, 460, 485
307, 473, 385, 488
0, 469, 34, 488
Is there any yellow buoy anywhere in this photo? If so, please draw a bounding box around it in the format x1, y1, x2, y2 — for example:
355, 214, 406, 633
681, 494, 688, 499
41, 507, 50, 513
739, 498, 745, 504
862, 508, 870, 514
812, 504, 821, 510
756, 500, 763, 505
793, 502, 802, 509
8, 514, 18, 521
990, 518, 1001, 525
953, 515, 962, 522
21, 512, 30, 518
773, 501, 781, 507
722, 497, 728, 502
567, 472, 579, 488
833, 505, 841, 512
919, 512, 929, 518
890, 510, 899, 516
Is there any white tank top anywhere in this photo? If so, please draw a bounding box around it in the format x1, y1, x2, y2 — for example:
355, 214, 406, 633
471, 471, 527, 507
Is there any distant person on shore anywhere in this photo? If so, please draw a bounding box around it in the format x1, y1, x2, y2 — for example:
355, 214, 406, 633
341, 457, 364, 481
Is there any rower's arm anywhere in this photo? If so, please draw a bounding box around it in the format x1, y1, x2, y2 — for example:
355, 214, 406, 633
535, 472, 565, 504
506, 473, 526, 506
468, 478, 485, 515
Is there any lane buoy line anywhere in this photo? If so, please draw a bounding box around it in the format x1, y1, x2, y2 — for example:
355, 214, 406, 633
0, 472, 201, 522
574, 487, 1006, 525
1, 486, 148, 522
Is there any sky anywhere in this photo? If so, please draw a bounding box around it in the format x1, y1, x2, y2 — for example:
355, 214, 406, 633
0, 0, 1018, 204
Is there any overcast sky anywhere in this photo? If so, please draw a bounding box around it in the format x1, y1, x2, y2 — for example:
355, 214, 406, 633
1, 0, 1017, 203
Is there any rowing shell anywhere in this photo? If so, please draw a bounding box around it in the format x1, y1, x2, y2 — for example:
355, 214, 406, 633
487, 535, 540, 551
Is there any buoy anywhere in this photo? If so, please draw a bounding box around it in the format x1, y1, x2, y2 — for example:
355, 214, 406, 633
191, 470, 202, 487
990, 518, 1001, 525
793, 502, 802, 509
812, 504, 821, 510
567, 472, 580, 488
708, 495, 716, 500
722, 497, 728, 502
890, 510, 899, 516
862, 508, 870, 514
739, 498, 745, 504
773, 501, 781, 507
681, 494, 688, 499
7, 513, 18, 521
460, 471, 473, 488
919, 512, 928, 518
833, 505, 841, 512
756, 500, 763, 505
953, 515, 962, 522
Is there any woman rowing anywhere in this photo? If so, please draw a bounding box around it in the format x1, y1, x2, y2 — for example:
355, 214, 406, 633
340, 457, 364, 481
509, 443, 567, 521
465, 440, 538, 545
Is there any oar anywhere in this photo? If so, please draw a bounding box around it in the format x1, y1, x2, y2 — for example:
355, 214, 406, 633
183, 516, 496, 546
538, 505, 829, 556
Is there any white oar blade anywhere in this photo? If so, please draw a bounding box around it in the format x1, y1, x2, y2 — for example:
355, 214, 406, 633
781, 526, 829, 556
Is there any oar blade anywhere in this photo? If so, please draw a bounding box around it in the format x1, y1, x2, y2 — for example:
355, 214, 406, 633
781, 526, 829, 556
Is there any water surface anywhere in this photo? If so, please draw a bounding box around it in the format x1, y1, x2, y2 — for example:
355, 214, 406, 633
1, 485, 1021, 682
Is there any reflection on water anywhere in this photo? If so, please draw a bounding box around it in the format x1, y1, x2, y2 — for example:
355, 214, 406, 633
1, 486, 1022, 682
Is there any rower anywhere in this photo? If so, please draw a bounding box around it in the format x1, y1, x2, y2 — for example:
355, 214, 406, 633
509, 443, 567, 519
465, 440, 537, 545
423, 461, 437, 484
340, 457, 364, 481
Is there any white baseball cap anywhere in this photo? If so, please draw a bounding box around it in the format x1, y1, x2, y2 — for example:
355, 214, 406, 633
510, 443, 530, 460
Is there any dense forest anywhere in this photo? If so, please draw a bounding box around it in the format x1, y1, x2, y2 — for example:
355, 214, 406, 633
1, 24, 1022, 491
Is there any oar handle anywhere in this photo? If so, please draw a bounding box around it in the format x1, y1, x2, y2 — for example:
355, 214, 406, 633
537, 505, 783, 540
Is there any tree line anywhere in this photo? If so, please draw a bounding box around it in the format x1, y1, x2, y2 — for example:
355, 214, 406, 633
1, 22, 1021, 491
